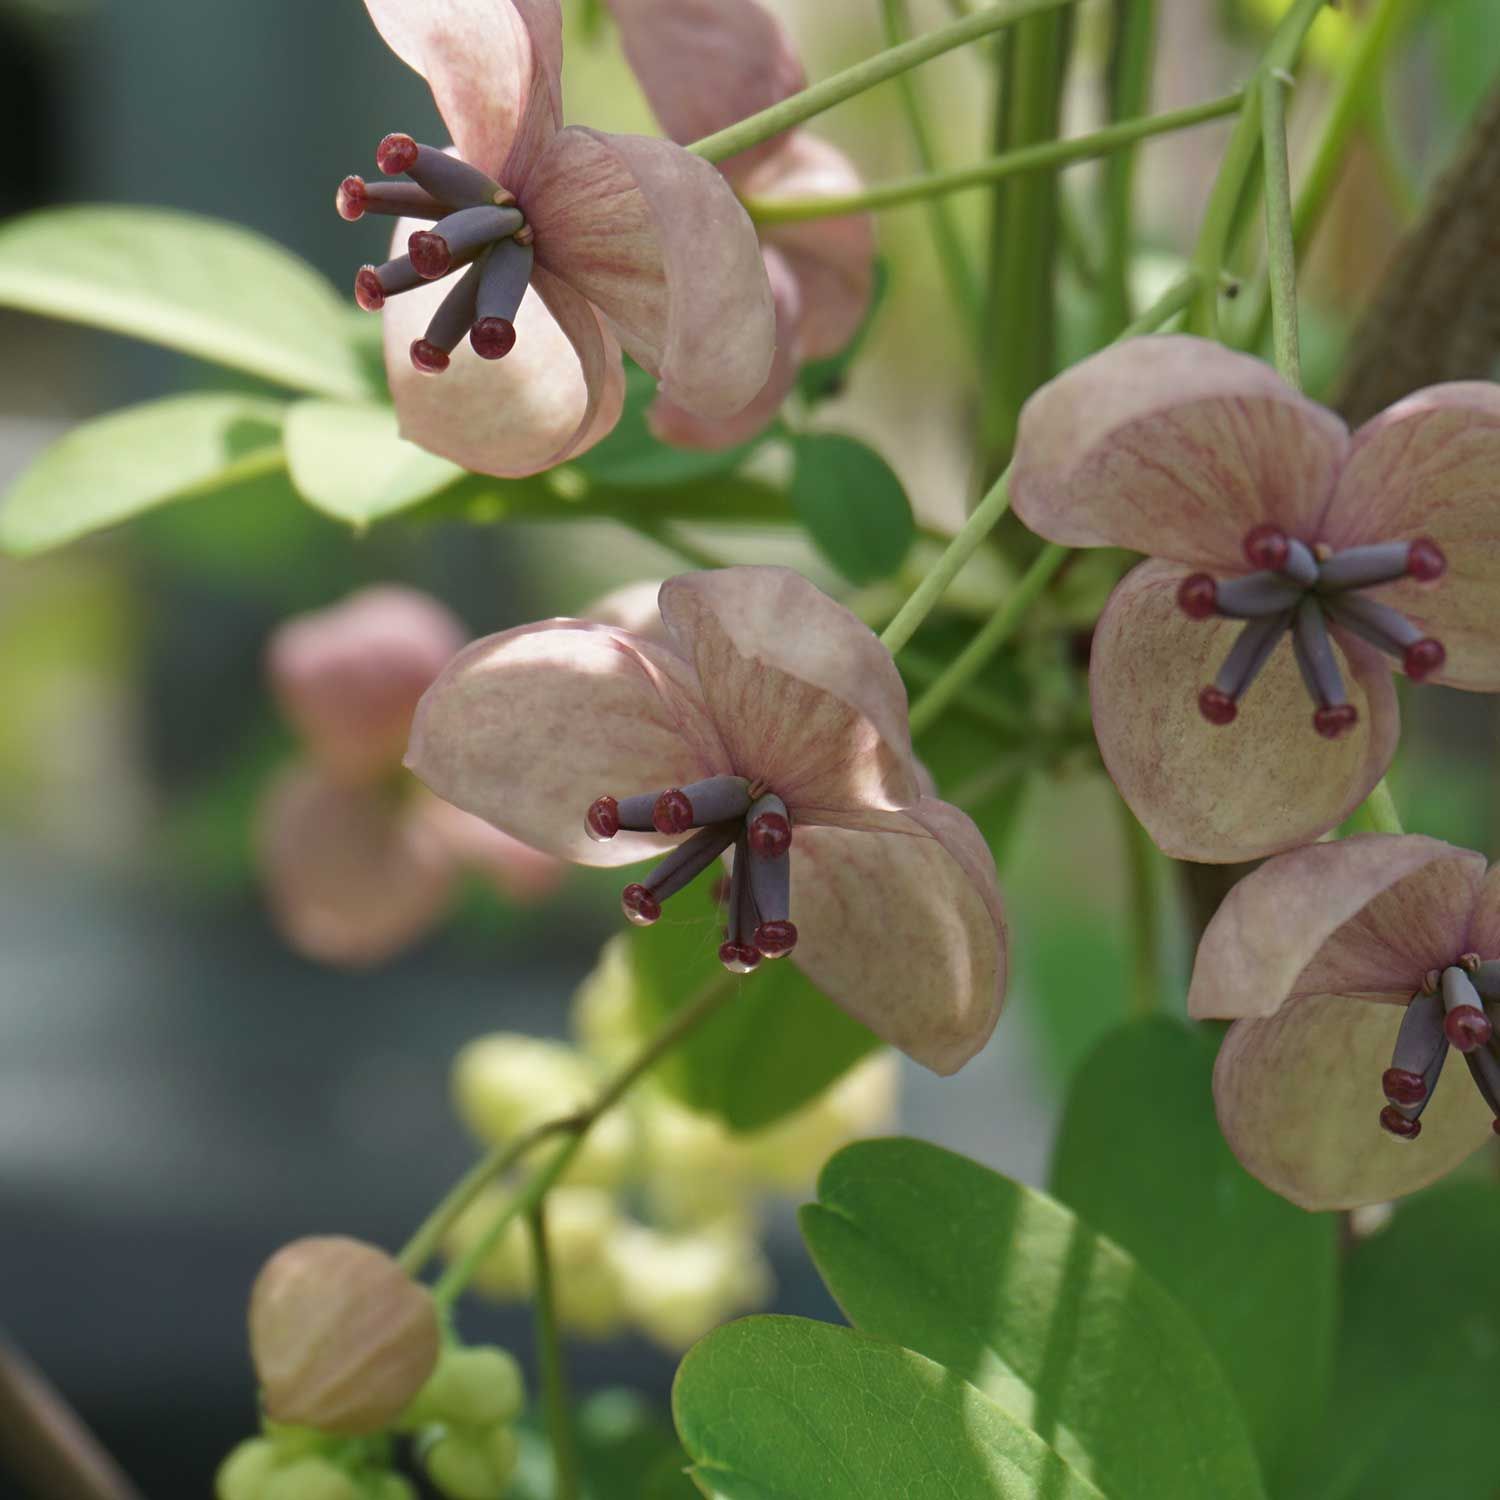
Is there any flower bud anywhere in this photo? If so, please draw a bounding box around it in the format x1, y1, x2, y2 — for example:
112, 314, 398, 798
368, 1477, 418, 1500
638, 1095, 754, 1230
425, 1428, 519, 1500
249, 1237, 441, 1435
569, 936, 644, 1067
216, 1438, 278, 1500
402, 1345, 526, 1430
444, 1188, 533, 1300
260, 1457, 359, 1500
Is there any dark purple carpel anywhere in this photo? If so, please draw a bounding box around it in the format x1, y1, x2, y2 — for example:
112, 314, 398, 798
1441, 967, 1492, 1051
747, 793, 792, 859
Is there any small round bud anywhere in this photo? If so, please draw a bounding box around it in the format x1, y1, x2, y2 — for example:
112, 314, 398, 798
261, 1457, 358, 1500
407, 229, 452, 280
1381, 1067, 1427, 1107
249, 1236, 440, 1436
1379, 1105, 1421, 1139
403, 1345, 526, 1430
353, 267, 386, 312
1197, 686, 1237, 726
747, 811, 791, 860
376, 133, 419, 175
1444, 1005, 1492, 1052
470, 317, 517, 360
1176, 574, 1218, 620
369, 1478, 418, 1500
216, 1438, 278, 1500
718, 940, 761, 975
1406, 537, 1446, 582
1243, 523, 1290, 572
335, 176, 367, 221
585, 795, 620, 842
410, 339, 450, 375
653, 788, 694, 835
485, 1427, 521, 1490
1312, 704, 1359, 739
621, 883, 661, 926
753, 920, 797, 959
425, 1433, 502, 1500
1402, 638, 1445, 681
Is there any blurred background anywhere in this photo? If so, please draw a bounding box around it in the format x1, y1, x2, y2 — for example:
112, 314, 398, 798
2, 0, 1497, 1493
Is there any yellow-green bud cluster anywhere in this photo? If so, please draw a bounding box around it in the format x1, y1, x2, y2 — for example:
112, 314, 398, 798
401, 1345, 526, 1500
215, 1435, 415, 1500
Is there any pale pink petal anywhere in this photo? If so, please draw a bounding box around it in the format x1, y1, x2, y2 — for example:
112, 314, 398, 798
405, 619, 732, 867
1323, 384, 1500, 691
581, 580, 670, 643
256, 766, 455, 967
606, 0, 804, 170
525, 128, 775, 418
362, 0, 562, 185
737, 133, 876, 359
1010, 335, 1348, 568
382, 220, 625, 478
421, 794, 565, 902
1093, 560, 1399, 863
647, 246, 801, 450
789, 799, 1006, 1075
266, 586, 465, 784
1466, 862, 1500, 957
1213, 995, 1493, 1211
657, 567, 922, 815
1188, 834, 1484, 1021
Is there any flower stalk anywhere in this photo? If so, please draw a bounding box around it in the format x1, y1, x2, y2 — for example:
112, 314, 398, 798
1260, 68, 1301, 389
528, 1203, 581, 1500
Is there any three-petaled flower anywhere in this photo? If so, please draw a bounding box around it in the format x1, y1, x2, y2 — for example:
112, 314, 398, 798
1011, 335, 1500, 863
334, 0, 776, 477
405, 566, 1007, 1074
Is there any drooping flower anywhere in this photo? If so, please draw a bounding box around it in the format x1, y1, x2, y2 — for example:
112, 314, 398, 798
1011, 335, 1500, 863
605, 0, 877, 448
333, 0, 775, 477
258, 586, 559, 967
1189, 832, 1500, 1210
406, 566, 1006, 1073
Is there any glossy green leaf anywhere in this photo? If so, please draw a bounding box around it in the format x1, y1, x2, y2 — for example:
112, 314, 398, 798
0, 206, 371, 398
802, 1137, 1266, 1500
674, 1316, 1104, 1500
629, 879, 878, 1133
0, 393, 285, 556
789, 432, 913, 585
283, 400, 464, 526
1049, 1018, 1337, 1480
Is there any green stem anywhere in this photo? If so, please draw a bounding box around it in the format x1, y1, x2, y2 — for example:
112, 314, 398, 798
687, 0, 1079, 164
908, 543, 1069, 736
744, 92, 1242, 225
1260, 69, 1301, 388
528, 1204, 581, 1500
1118, 796, 1163, 1019
1360, 777, 1405, 836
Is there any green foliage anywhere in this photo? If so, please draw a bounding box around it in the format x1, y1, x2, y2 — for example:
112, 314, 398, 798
789, 432, 914, 585
801, 1137, 1267, 1500
1050, 1018, 1338, 1480
510, 1391, 695, 1500
0, 207, 371, 398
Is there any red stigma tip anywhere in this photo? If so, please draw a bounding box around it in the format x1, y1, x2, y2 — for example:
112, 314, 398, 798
748, 811, 792, 860
1243, 523, 1290, 572
1379, 1105, 1422, 1140
1444, 1005, 1492, 1052
470, 317, 517, 360
585, 796, 620, 843
754, 920, 798, 959
353, 266, 386, 312
409, 339, 450, 375
1403, 638, 1445, 681
376, 132, 419, 175
1177, 574, 1218, 620
621, 884, 661, 927
1381, 1067, 1427, 1107
652, 789, 693, 836
407, 230, 452, 280
718, 941, 761, 976
1313, 703, 1359, 739
1197, 686, 1238, 726
336, 175, 367, 221
1407, 537, 1446, 582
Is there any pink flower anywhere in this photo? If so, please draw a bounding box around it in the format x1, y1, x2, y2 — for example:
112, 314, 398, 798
405, 566, 1006, 1073
259, 587, 560, 967
334, 0, 776, 477
1011, 335, 1500, 863
606, 0, 877, 449
1189, 833, 1500, 1210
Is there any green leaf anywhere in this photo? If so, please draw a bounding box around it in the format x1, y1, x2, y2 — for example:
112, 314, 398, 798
0, 206, 372, 398
1049, 1018, 1338, 1481
796, 258, 890, 406
0, 393, 285, 556
283, 400, 465, 525
629, 879, 878, 1133
673, 1316, 1104, 1500
788, 432, 913, 585
802, 1137, 1266, 1500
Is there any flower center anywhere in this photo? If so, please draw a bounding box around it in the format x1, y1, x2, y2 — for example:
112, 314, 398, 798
1177, 525, 1447, 738
1378, 958, 1500, 1140
584, 776, 798, 972
337, 134, 534, 374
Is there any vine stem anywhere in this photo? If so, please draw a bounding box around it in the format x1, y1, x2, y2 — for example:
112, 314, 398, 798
1260, 68, 1301, 388
744, 92, 1242, 225
528, 1203, 581, 1500
686, 0, 1078, 164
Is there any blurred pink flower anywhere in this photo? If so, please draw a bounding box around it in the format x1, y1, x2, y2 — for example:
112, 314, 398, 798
1011, 335, 1500, 863
1190, 833, 1500, 1210
607, 0, 877, 449
334, 0, 776, 478
258, 587, 561, 967
406, 566, 1006, 1073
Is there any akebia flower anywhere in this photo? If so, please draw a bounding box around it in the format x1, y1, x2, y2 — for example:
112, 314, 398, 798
605, 0, 876, 449
1189, 833, 1500, 1210
334, 0, 775, 477
1011, 335, 1500, 863
406, 566, 1007, 1074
